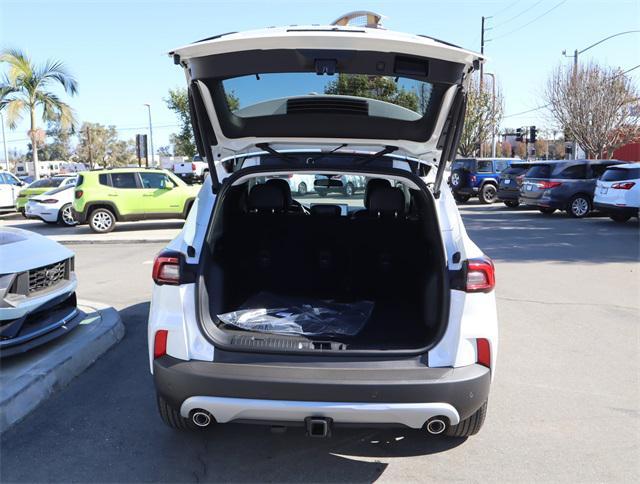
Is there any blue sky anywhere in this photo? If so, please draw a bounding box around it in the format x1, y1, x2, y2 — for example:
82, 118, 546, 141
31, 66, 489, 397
1, 0, 639, 156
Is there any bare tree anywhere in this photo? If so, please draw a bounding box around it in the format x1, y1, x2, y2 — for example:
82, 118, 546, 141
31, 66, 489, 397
544, 61, 640, 158
457, 76, 504, 157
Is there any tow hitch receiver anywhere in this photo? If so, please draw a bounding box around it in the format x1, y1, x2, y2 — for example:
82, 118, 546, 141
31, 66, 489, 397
305, 417, 333, 438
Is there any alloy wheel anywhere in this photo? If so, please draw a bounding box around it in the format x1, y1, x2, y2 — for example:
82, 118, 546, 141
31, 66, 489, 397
93, 211, 113, 231
571, 197, 589, 217
61, 205, 76, 226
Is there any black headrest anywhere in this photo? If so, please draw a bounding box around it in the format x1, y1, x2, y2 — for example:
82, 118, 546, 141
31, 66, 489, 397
248, 183, 286, 212
364, 178, 392, 208
266, 178, 293, 206
310, 204, 342, 217
368, 187, 405, 216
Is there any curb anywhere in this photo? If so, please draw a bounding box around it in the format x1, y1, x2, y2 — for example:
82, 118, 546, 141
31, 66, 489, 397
0, 300, 125, 433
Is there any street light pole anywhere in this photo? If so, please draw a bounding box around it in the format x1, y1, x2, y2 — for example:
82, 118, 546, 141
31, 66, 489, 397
0, 112, 9, 171
563, 30, 640, 160
144, 103, 154, 167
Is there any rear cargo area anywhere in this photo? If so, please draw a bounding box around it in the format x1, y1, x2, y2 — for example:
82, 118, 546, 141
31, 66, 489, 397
199, 176, 448, 351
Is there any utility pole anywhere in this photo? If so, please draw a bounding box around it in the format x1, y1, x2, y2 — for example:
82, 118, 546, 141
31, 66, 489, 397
0, 112, 9, 171
478, 16, 491, 157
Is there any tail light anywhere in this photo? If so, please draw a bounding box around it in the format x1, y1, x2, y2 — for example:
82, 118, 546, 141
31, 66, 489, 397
516, 175, 524, 185
466, 257, 496, 293
191, 163, 196, 170
331, 175, 342, 180
152, 250, 181, 285
612, 182, 635, 190
40, 199, 58, 204
153, 330, 168, 359
539, 181, 562, 189
74, 190, 83, 199
476, 338, 491, 368
470, 175, 477, 184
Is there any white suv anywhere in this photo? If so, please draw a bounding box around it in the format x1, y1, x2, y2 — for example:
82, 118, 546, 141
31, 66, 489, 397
594, 162, 640, 223
148, 23, 497, 438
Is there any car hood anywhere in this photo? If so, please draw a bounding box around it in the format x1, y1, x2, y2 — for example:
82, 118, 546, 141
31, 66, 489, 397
0, 228, 74, 274
170, 25, 482, 191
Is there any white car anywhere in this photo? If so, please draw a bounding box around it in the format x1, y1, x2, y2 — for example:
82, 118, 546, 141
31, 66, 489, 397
25, 185, 77, 226
0, 228, 79, 356
594, 162, 640, 223
0, 171, 25, 210
288, 174, 316, 196
148, 22, 497, 438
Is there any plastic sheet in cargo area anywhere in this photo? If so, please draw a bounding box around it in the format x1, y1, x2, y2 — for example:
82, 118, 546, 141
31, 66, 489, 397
217, 292, 374, 337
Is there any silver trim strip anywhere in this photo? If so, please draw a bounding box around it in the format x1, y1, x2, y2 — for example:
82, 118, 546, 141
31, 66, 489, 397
180, 396, 460, 428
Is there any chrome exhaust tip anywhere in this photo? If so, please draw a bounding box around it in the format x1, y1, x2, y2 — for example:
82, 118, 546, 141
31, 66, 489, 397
425, 417, 447, 435
191, 410, 213, 428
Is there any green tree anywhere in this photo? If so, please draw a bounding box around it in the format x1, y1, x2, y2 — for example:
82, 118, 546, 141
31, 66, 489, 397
324, 74, 419, 112
76, 122, 135, 168
44, 118, 73, 160
457, 77, 504, 157
0, 49, 77, 178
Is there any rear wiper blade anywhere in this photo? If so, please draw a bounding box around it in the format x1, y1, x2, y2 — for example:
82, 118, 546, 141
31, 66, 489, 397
255, 143, 295, 164
353, 146, 398, 165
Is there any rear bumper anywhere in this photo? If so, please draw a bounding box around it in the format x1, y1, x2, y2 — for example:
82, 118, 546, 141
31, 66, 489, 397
452, 187, 479, 196
71, 208, 87, 224
153, 356, 491, 424
497, 189, 518, 201
594, 202, 639, 218
518, 195, 565, 209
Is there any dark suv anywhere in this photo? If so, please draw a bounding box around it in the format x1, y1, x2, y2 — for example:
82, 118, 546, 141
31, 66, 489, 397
497, 162, 530, 208
450, 158, 520, 204
519, 159, 619, 218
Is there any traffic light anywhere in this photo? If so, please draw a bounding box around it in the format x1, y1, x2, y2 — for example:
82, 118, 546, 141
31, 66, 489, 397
515, 128, 523, 142
529, 126, 538, 143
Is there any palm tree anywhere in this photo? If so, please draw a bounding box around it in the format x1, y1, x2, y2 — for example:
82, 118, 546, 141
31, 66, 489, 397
0, 49, 77, 179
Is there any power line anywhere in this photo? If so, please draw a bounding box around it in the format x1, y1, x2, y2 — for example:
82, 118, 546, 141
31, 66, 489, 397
491, 0, 525, 18
489, 0, 568, 41
491, 0, 543, 29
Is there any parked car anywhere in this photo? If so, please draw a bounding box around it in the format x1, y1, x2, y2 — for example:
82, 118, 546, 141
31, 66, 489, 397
288, 174, 316, 196
449, 158, 520, 204
314, 174, 366, 197
17, 175, 34, 185
0, 170, 25, 211
72, 168, 201, 233
16, 176, 77, 215
519, 159, 620, 218
148, 24, 496, 439
594, 162, 640, 223
497, 162, 530, 207
0, 228, 80, 357
25, 185, 77, 226
173, 156, 209, 184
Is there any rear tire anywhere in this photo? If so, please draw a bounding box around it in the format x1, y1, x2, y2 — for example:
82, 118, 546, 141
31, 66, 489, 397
157, 394, 191, 430
316, 189, 328, 197
344, 182, 355, 197
479, 184, 498, 204
454, 194, 471, 203
58, 203, 77, 226
445, 401, 487, 437
567, 195, 591, 218
88, 207, 116, 233
504, 200, 519, 208
539, 207, 555, 215
610, 214, 631, 223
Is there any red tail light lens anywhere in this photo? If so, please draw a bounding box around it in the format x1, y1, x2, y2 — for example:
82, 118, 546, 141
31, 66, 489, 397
191, 163, 197, 170
476, 338, 491, 368
152, 251, 181, 285
612, 182, 635, 190
466, 257, 496, 293
154, 330, 168, 359
40, 199, 58, 204
74, 190, 83, 199
470, 175, 477, 184
539, 181, 562, 189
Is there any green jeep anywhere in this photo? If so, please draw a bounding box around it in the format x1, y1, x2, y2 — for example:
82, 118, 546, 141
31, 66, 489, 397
72, 168, 200, 233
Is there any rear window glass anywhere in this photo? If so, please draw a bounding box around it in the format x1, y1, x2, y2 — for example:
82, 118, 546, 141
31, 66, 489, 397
477, 160, 493, 173
601, 167, 640, 181
98, 174, 110, 186
553, 164, 586, 179
502, 166, 527, 175
493, 160, 509, 172
526, 165, 551, 179
452, 159, 476, 171
111, 173, 137, 189
222, 73, 433, 119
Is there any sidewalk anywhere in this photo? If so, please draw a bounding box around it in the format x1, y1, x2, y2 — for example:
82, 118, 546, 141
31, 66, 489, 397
0, 300, 125, 433
0, 214, 182, 244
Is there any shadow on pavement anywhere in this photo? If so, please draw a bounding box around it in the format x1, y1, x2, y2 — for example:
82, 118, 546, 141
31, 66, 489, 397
0, 302, 464, 483
460, 205, 639, 264
1, 218, 184, 236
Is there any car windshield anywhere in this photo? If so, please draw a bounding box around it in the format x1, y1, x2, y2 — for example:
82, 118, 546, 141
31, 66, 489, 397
28, 177, 66, 188
601, 167, 640, 181
222, 72, 434, 119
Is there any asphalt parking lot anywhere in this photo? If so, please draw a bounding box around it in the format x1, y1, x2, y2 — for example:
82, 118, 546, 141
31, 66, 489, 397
1, 203, 638, 482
